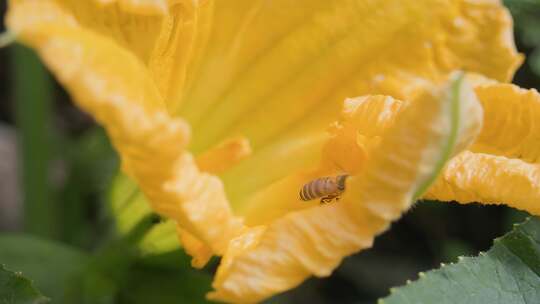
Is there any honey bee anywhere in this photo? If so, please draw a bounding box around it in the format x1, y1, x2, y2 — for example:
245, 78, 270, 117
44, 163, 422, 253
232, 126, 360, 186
299, 175, 349, 204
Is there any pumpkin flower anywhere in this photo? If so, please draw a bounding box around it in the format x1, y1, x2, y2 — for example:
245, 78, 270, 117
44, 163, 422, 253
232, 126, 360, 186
5, 0, 539, 302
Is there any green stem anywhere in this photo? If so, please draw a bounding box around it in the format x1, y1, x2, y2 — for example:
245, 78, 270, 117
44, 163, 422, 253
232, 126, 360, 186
12, 44, 56, 238
66, 214, 159, 302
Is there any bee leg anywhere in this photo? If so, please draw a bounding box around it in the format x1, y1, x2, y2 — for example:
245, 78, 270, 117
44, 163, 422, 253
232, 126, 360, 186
320, 196, 330, 204
320, 195, 334, 204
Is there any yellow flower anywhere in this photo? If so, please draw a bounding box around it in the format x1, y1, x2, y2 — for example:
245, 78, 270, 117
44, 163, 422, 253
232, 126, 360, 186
6, 0, 538, 303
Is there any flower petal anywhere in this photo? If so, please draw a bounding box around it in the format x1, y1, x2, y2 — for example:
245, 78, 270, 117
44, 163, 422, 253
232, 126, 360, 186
9, 0, 164, 67
7, 0, 242, 254
148, 0, 214, 111
181, 0, 519, 152
7, 0, 165, 111
443, 0, 523, 82
9, 0, 212, 111
321, 96, 406, 175
425, 151, 540, 215
209, 204, 380, 303
426, 83, 540, 214
426, 83, 540, 215
472, 84, 540, 163
177, 227, 214, 268
95, 0, 169, 15
177, 136, 252, 267
209, 74, 484, 303
187, 0, 521, 210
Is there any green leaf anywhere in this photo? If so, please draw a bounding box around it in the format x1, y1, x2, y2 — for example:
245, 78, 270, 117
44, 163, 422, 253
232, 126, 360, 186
0, 234, 88, 303
0, 264, 49, 304
380, 217, 540, 304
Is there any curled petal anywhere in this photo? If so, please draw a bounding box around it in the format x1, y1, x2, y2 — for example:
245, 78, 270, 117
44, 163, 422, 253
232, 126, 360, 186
427, 84, 540, 216
159, 154, 244, 254
208, 205, 381, 303
425, 151, 540, 215
177, 227, 214, 268
7, 0, 242, 255
472, 84, 540, 163
209, 74, 484, 303
347, 74, 483, 219
322, 96, 406, 175
176, 136, 252, 267
441, 0, 523, 82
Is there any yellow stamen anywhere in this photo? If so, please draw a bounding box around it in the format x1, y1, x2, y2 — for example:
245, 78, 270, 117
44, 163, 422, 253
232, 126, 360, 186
196, 137, 252, 174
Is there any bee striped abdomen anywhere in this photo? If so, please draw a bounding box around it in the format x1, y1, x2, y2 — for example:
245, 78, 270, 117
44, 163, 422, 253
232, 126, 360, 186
299, 175, 349, 201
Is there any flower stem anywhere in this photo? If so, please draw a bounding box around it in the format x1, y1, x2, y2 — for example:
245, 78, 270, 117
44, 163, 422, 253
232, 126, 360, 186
12, 44, 56, 237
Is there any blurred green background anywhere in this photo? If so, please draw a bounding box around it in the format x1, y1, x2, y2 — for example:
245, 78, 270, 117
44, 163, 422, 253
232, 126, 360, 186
0, 1, 539, 303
